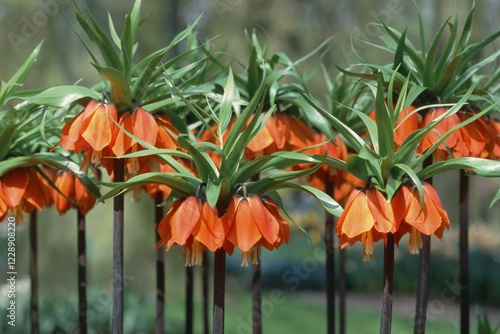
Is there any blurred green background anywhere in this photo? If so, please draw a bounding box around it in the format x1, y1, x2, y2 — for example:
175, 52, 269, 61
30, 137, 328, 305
1, 0, 500, 333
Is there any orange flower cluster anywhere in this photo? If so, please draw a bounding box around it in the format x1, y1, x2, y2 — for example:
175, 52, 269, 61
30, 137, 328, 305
295, 132, 365, 205
369, 105, 419, 150
246, 113, 316, 159
157, 193, 290, 267
336, 182, 450, 260
419, 108, 500, 161
0, 167, 53, 222
368, 105, 500, 161
60, 100, 179, 177
52, 169, 99, 215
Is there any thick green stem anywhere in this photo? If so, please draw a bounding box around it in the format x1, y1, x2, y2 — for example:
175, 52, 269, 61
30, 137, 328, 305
414, 236, 430, 334
325, 178, 335, 334
459, 170, 469, 334
414, 156, 433, 334
30, 211, 39, 334
339, 248, 346, 334
112, 158, 125, 334
185, 266, 194, 334
380, 233, 395, 334
77, 210, 87, 334
252, 260, 262, 334
155, 193, 165, 334
213, 249, 226, 334
202, 253, 210, 334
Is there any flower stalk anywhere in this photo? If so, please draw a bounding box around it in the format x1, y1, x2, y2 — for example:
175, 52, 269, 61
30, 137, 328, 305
77, 209, 87, 334
30, 211, 39, 334
413, 156, 433, 334
380, 233, 395, 334
213, 249, 226, 334
112, 158, 125, 333
155, 192, 165, 334
459, 170, 469, 334
325, 178, 335, 334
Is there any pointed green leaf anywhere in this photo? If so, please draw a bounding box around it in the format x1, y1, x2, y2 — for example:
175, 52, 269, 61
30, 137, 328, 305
93, 65, 132, 108
99, 172, 198, 201
219, 68, 236, 134
0, 42, 42, 106
418, 158, 500, 180
14, 85, 101, 107
491, 188, 500, 208
0, 124, 18, 161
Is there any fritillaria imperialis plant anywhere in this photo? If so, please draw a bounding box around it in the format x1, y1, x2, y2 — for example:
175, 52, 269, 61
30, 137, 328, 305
3, 0, 500, 333
302, 2, 500, 332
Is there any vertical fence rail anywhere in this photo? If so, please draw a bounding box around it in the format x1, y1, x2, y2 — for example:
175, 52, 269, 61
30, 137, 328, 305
77, 210, 87, 334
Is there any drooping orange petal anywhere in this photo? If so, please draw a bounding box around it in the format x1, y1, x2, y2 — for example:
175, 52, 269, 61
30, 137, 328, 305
423, 183, 450, 233
337, 188, 375, 239
193, 201, 223, 251
74, 175, 97, 215
68, 104, 94, 143
286, 116, 316, 149
247, 124, 274, 153
155, 115, 179, 149
403, 184, 442, 236
262, 196, 290, 246
394, 106, 419, 146
267, 114, 287, 150
2, 168, 29, 208
226, 198, 262, 252
81, 104, 114, 151
248, 194, 279, 245
366, 188, 394, 233
132, 107, 158, 147
419, 108, 460, 154
112, 113, 134, 157
168, 196, 201, 248
157, 199, 182, 250
0, 183, 9, 220
23, 169, 52, 211
53, 171, 75, 214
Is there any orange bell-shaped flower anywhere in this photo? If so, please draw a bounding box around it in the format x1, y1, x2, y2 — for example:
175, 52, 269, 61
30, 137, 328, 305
52, 169, 98, 215
111, 107, 159, 177
392, 182, 450, 254
0, 167, 53, 221
246, 113, 316, 159
60, 100, 118, 173
369, 105, 419, 149
157, 195, 224, 266
223, 193, 290, 266
294, 133, 348, 191
419, 108, 469, 161
336, 186, 395, 261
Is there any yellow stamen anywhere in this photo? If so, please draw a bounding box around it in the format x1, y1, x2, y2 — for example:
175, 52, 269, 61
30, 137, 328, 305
191, 241, 203, 266
91, 150, 102, 166
409, 227, 423, 255
361, 231, 374, 262
241, 251, 250, 267
80, 152, 92, 174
